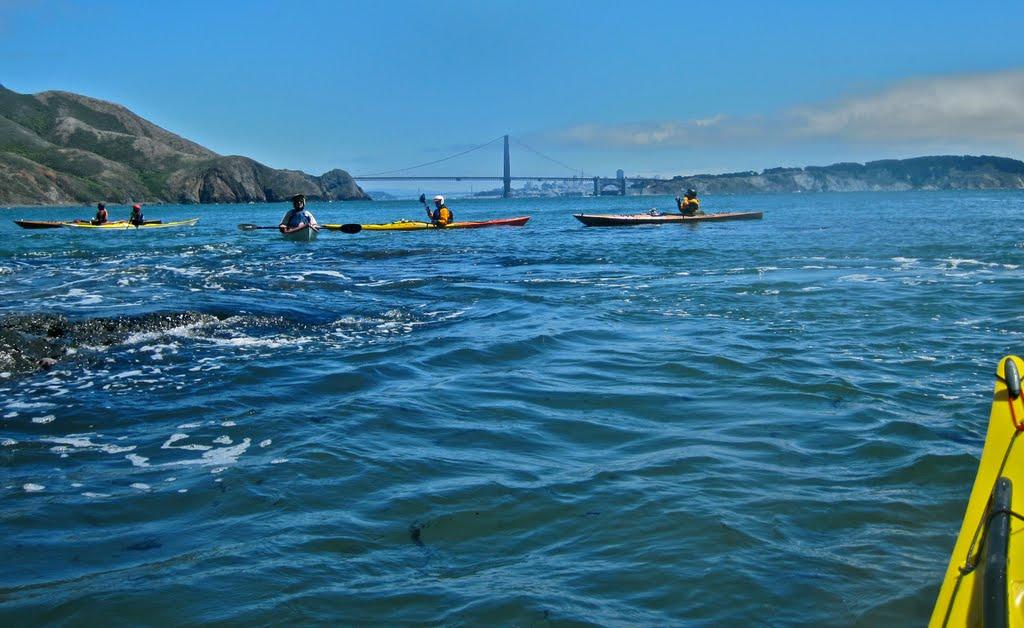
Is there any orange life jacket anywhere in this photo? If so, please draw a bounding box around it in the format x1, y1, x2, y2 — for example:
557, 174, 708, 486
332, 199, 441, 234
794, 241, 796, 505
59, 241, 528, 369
433, 205, 453, 225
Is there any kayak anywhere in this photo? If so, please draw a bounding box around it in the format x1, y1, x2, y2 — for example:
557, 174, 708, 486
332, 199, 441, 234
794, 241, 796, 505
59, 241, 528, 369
931, 355, 1024, 627
282, 225, 319, 241
12, 220, 148, 230
323, 216, 530, 232
573, 211, 763, 226
14, 219, 68, 229
62, 218, 199, 229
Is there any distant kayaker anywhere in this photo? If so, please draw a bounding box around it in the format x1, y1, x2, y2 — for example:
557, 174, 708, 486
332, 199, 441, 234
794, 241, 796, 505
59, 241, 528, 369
675, 189, 702, 216
431, 195, 453, 226
93, 202, 108, 225
279, 194, 319, 234
129, 203, 144, 226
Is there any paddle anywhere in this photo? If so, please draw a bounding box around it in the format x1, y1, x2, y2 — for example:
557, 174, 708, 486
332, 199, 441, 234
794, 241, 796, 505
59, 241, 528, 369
419, 193, 432, 221
240, 223, 362, 234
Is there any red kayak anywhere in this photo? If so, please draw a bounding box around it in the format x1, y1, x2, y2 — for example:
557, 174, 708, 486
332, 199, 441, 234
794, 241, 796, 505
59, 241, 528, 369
324, 216, 531, 231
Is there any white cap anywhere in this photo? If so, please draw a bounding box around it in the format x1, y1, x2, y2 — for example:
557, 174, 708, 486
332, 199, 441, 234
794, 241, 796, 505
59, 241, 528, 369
433, 195, 445, 203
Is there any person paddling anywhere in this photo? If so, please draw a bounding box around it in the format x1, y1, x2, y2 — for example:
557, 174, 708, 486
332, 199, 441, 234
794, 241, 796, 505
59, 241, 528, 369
93, 202, 108, 225
430, 195, 453, 226
675, 188, 703, 216
129, 203, 145, 226
279, 194, 319, 235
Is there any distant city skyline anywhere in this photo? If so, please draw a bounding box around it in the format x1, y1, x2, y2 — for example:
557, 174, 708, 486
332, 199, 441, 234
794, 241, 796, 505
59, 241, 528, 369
3, 0, 1023, 195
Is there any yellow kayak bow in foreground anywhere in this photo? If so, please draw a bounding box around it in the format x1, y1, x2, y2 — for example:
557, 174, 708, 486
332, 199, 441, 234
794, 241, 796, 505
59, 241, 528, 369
932, 355, 1024, 627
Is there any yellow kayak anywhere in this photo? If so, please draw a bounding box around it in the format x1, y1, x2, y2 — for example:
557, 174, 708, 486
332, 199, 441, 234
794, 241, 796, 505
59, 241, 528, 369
932, 355, 1024, 627
62, 218, 199, 229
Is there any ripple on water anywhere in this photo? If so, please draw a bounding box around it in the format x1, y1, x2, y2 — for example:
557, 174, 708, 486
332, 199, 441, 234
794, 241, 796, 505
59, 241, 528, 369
1, 193, 1022, 624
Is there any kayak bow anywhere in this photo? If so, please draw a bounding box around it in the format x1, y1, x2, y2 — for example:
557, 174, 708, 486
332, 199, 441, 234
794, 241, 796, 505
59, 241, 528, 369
931, 355, 1024, 627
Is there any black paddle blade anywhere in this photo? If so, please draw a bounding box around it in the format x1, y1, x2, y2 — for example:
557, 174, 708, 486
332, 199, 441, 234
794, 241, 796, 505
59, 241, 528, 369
237, 223, 259, 230
339, 224, 362, 234
418, 193, 426, 204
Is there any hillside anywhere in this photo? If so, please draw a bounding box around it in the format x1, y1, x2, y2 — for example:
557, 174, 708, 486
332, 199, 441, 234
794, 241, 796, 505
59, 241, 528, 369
636, 156, 1024, 195
0, 85, 369, 205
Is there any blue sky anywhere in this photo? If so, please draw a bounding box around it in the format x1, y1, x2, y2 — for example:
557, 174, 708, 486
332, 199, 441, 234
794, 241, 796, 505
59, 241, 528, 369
2, 0, 1024, 190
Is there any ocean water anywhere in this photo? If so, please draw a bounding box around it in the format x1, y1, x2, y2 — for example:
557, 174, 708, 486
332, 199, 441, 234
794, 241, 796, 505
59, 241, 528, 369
1, 191, 1022, 625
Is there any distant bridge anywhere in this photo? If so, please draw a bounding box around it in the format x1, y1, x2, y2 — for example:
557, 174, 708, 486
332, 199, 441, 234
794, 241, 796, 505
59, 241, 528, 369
353, 135, 631, 197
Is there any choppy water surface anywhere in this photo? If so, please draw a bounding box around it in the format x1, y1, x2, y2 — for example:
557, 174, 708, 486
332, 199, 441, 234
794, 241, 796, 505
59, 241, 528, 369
1, 192, 1022, 624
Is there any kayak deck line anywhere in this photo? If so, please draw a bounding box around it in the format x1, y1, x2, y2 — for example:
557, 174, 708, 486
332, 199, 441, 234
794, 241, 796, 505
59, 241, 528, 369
573, 211, 763, 227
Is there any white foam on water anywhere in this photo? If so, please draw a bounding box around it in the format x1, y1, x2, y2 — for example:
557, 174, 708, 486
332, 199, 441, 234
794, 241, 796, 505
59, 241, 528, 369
838, 274, 886, 283
23, 483, 45, 492
130, 483, 151, 491
303, 270, 349, 280
801, 286, 824, 292
1, 372, 10, 379
4, 412, 18, 418
83, 492, 110, 498
47, 436, 136, 455
6, 401, 56, 410
259, 439, 272, 448
113, 369, 144, 379
270, 458, 288, 464
917, 355, 938, 362
162, 433, 212, 451
221, 421, 236, 427
213, 436, 232, 445
2, 438, 17, 446
126, 454, 150, 467
178, 423, 201, 429
938, 394, 959, 400
177, 489, 188, 493
32, 414, 56, 424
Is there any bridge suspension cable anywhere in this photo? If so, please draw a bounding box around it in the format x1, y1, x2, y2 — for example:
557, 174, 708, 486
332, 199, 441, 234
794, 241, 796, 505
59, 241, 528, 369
510, 137, 591, 178
358, 135, 505, 177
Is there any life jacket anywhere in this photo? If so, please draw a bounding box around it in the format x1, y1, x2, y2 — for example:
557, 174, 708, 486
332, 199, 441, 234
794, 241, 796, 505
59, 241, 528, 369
680, 197, 700, 215
433, 205, 453, 225
130, 210, 144, 226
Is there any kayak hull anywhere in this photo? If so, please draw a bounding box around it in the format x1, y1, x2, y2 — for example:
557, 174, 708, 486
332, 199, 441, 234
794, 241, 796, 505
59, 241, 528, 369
931, 355, 1024, 627
282, 225, 319, 241
323, 216, 530, 232
573, 211, 763, 226
14, 220, 66, 229
62, 218, 199, 229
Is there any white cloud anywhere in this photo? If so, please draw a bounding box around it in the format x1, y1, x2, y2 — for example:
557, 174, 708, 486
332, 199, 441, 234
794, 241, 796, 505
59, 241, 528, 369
552, 69, 1024, 149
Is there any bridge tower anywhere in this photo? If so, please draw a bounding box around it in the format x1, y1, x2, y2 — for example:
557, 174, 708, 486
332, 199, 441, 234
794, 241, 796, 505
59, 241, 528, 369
503, 135, 511, 198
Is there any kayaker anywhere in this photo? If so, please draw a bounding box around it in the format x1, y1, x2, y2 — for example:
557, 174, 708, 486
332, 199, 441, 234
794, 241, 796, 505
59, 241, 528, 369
431, 195, 453, 226
675, 189, 702, 216
129, 203, 144, 226
93, 202, 108, 225
279, 194, 319, 234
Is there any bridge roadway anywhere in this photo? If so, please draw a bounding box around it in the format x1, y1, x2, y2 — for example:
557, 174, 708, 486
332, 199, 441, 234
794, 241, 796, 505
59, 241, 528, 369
354, 175, 633, 195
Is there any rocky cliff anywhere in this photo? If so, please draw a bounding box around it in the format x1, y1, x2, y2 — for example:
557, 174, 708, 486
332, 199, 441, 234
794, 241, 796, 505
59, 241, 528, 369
636, 155, 1024, 195
0, 85, 369, 205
